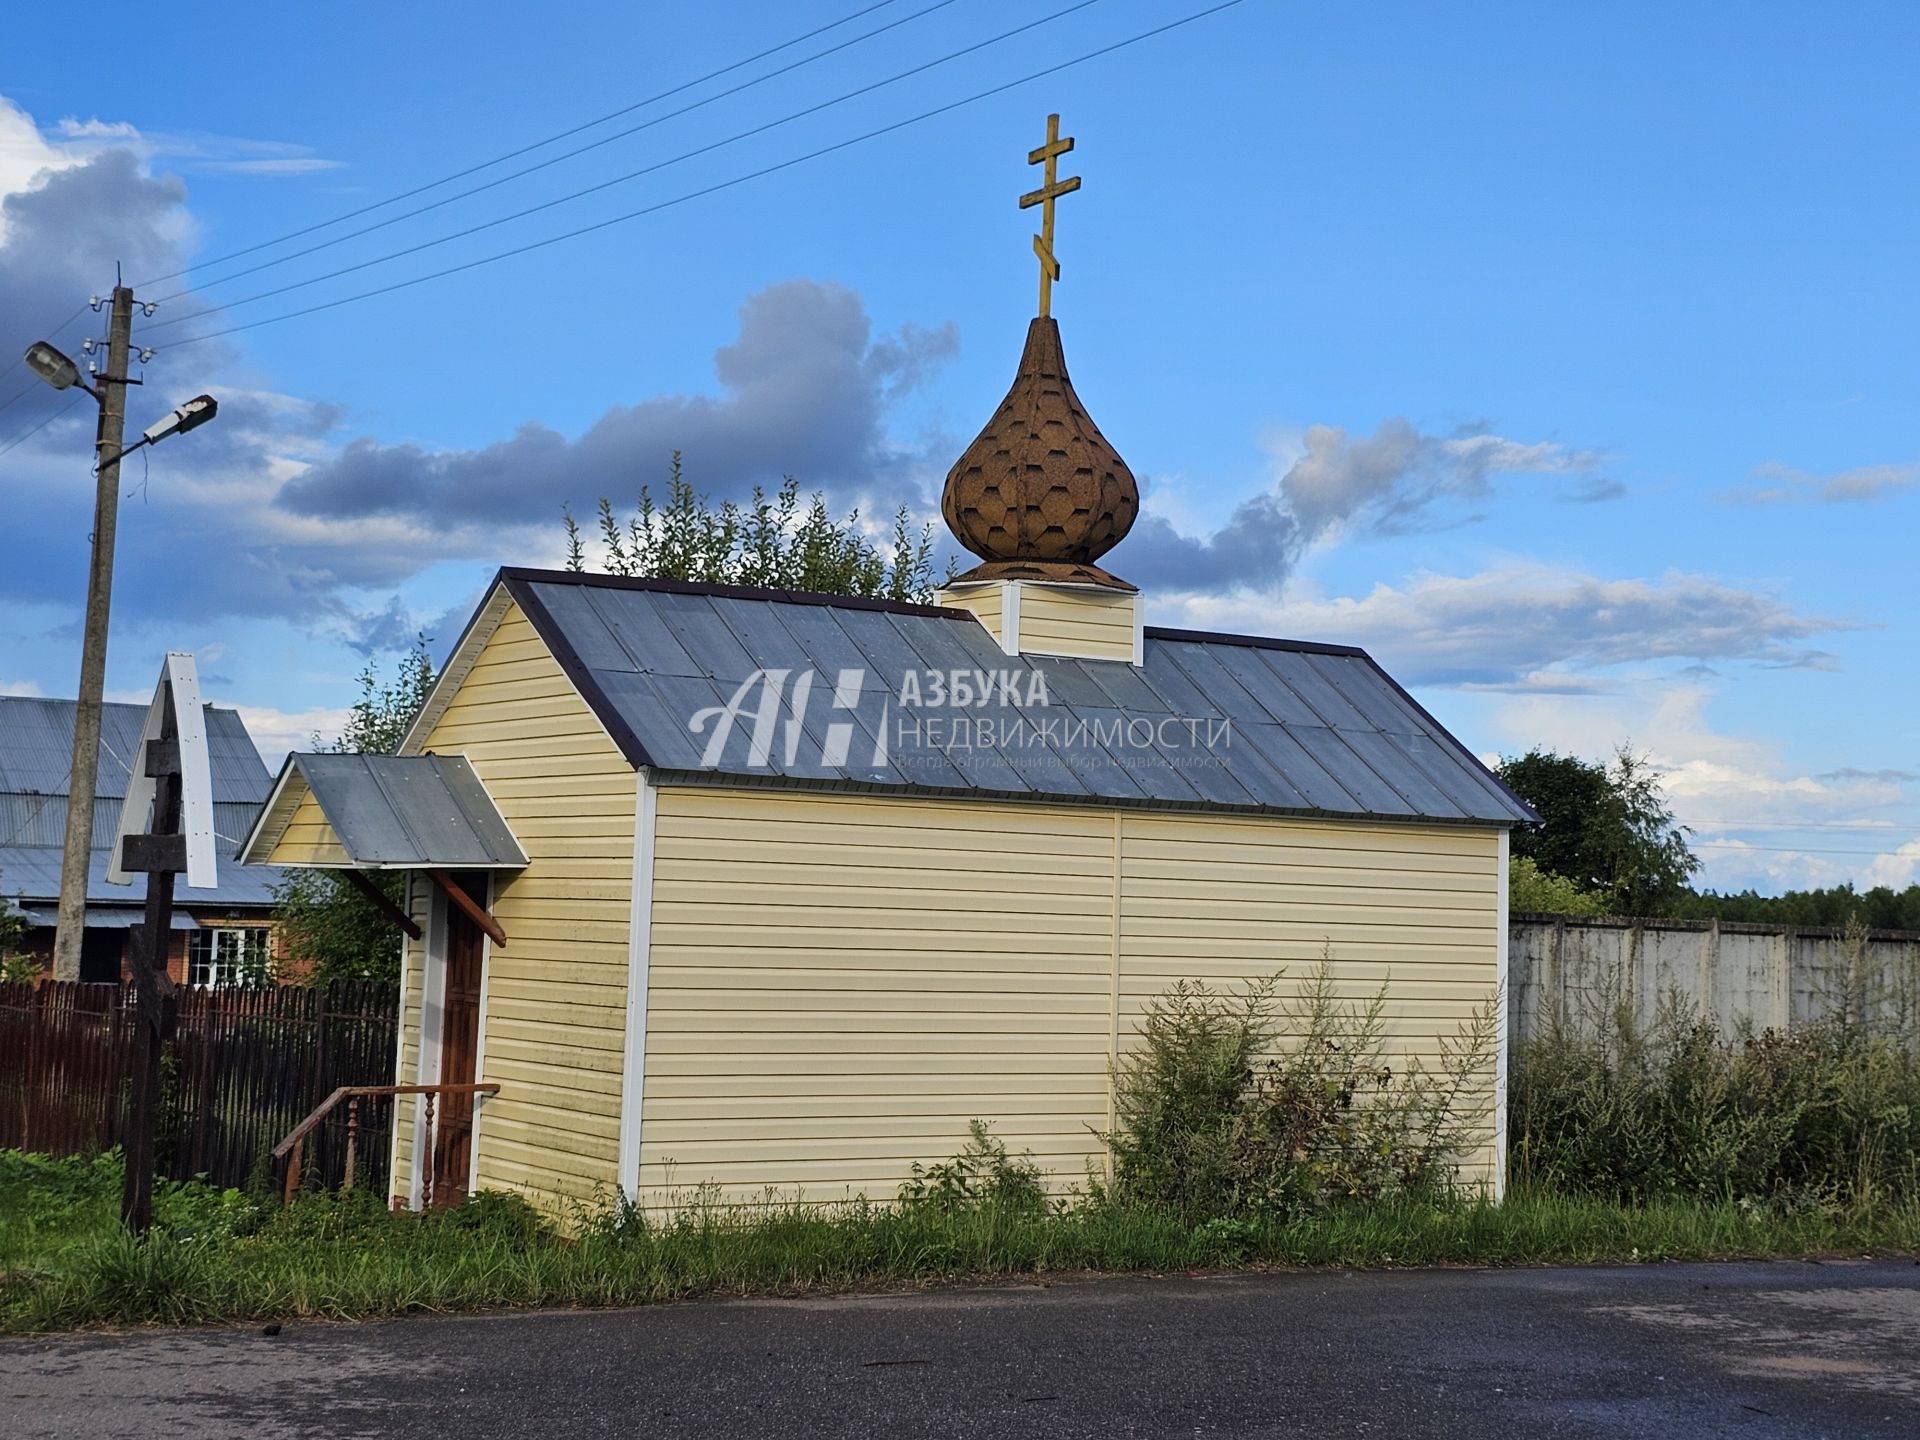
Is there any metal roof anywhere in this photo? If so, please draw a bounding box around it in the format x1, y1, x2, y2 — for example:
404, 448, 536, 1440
0, 696, 286, 912
498, 570, 1536, 828
246, 753, 528, 869
16, 905, 199, 931
0, 696, 271, 801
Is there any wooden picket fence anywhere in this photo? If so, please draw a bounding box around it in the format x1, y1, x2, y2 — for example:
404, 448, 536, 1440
0, 980, 398, 1193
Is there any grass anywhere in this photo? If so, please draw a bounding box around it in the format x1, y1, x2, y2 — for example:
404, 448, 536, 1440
3, 1150, 1917, 1335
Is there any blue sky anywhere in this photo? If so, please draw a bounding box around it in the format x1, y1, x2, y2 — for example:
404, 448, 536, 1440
2, 0, 1916, 894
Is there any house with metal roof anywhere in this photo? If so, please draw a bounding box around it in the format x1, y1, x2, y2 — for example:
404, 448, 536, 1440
244, 124, 1534, 1216
242, 353, 1534, 1215
0, 695, 286, 985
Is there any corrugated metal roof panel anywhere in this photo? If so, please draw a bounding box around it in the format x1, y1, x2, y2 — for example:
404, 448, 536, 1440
0, 696, 269, 803
504, 572, 1537, 827
285, 753, 527, 867
0, 843, 283, 908
0, 695, 285, 908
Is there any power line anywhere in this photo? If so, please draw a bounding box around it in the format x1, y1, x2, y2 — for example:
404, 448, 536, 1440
1695, 840, 1914, 856
1698, 821, 1915, 832
145, 0, 1109, 337
0, 391, 85, 460
0, 302, 99, 421
155, 2, 1246, 355
136, 0, 911, 288
150, 0, 969, 305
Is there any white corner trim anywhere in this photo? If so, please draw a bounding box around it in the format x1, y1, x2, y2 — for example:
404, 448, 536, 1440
1131, 596, 1146, 667
236, 757, 304, 867
385, 873, 412, 1207
999, 580, 1021, 656
398, 581, 514, 757
410, 879, 449, 1212
468, 873, 495, 1200
1493, 826, 1511, 1203
617, 769, 660, 1201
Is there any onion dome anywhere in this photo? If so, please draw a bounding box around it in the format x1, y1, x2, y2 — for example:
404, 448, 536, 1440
940, 316, 1138, 591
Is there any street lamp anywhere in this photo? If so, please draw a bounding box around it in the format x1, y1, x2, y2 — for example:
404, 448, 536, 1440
138, 393, 217, 447
24, 340, 93, 395
24, 290, 222, 982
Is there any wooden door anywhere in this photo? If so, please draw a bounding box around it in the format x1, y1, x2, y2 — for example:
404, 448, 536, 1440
431, 876, 487, 1206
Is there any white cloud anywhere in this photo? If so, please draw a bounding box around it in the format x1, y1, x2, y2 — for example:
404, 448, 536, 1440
1152, 563, 1843, 686
1865, 840, 1920, 890
218, 703, 351, 768
1725, 459, 1920, 505
1480, 681, 1917, 892
1122, 419, 1617, 593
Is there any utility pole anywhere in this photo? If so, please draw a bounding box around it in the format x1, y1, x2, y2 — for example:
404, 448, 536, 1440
50, 285, 134, 981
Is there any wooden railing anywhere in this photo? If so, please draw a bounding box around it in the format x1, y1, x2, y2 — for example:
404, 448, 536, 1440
272, 1083, 499, 1206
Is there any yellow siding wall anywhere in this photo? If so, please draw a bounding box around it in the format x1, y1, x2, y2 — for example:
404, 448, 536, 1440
1012, 583, 1137, 662
268, 787, 351, 866
933, 582, 1006, 648
387, 602, 635, 1212
1118, 812, 1502, 1184
641, 788, 1117, 1200
640, 786, 1502, 1203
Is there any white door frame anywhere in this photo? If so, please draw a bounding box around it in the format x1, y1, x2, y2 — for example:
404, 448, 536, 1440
407, 872, 493, 1209
408, 878, 448, 1211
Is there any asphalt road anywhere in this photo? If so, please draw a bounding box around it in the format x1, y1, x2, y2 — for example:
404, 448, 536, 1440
4, 1259, 1918, 1438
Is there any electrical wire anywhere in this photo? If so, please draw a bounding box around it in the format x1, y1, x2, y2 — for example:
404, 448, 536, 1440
147, 0, 969, 304
0, 391, 85, 461
1694, 841, 1915, 856
144, 0, 1109, 337
0, 302, 98, 422
135, 0, 912, 288
153, 1, 1246, 355
0, 367, 35, 422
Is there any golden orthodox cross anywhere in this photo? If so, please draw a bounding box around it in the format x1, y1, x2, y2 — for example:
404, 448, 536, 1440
1019, 113, 1080, 318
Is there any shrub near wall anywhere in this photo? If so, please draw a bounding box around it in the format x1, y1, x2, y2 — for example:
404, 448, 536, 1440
1511, 1004, 1920, 1205
1100, 963, 1498, 1222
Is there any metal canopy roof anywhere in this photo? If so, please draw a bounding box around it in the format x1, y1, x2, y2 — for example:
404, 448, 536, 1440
245, 753, 528, 869
496, 570, 1536, 828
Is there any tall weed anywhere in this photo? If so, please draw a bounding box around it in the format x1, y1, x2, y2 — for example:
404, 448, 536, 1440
1102, 956, 1498, 1221
1511, 995, 1920, 1204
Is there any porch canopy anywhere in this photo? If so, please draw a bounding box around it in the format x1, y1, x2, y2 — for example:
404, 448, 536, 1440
242, 753, 526, 871
240, 753, 526, 945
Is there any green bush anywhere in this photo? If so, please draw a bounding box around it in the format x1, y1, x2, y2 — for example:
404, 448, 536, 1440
1508, 857, 1607, 916
898, 1120, 1047, 1215
1511, 1000, 1920, 1205
1100, 959, 1498, 1222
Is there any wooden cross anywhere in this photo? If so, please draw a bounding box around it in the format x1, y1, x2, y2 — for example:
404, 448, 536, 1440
1019, 113, 1081, 318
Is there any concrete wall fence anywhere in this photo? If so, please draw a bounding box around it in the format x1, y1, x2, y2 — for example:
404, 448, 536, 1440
1509, 913, 1920, 1045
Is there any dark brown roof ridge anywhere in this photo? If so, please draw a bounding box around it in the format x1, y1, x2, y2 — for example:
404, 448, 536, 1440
496, 567, 971, 620
498, 569, 1383, 660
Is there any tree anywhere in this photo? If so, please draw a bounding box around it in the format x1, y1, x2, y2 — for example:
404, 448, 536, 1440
1497, 745, 1700, 916
1507, 856, 1606, 916
563, 454, 940, 601
0, 881, 35, 984
270, 638, 436, 987
1666, 883, 1920, 931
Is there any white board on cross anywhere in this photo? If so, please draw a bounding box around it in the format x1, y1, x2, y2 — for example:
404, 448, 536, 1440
106, 651, 219, 890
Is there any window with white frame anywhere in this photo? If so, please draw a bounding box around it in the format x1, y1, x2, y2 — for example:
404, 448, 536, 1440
187, 926, 271, 988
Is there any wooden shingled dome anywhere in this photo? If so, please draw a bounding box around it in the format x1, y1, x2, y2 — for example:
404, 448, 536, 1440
940, 317, 1138, 591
